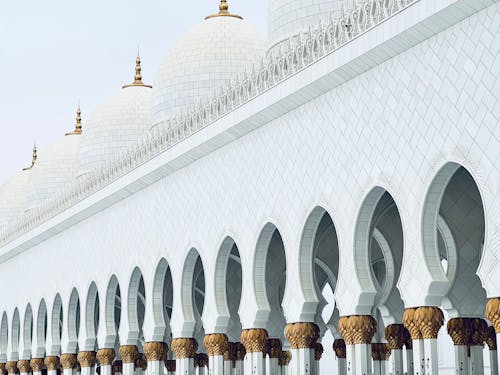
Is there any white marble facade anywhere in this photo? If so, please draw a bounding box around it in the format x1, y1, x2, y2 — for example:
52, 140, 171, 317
0, 1, 499, 375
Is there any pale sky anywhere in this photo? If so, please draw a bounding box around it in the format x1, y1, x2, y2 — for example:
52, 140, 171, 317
0, 0, 268, 185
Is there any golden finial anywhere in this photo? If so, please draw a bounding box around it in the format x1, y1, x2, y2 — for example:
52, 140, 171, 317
123, 52, 152, 89
66, 104, 83, 136
205, 0, 243, 20
23, 142, 37, 171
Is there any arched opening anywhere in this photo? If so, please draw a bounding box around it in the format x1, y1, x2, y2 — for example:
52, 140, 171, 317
51, 295, 63, 354
105, 276, 121, 348
181, 248, 206, 343
254, 223, 287, 341
152, 259, 173, 342
10, 308, 21, 359
127, 267, 146, 344
85, 282, 100, 351
34, 300, 47, 358
0, 312, 7, 362
67, 288, 80, 353
22, 304, 33, 359
214, 236, 243, 341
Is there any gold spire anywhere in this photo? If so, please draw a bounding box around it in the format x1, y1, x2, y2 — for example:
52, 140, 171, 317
66, 104, 83, 136
123, 53, 152, 89
205, 0, 242, 20
23, 142, 37, 171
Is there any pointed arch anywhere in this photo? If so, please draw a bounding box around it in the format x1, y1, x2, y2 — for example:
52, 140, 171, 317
127, 267, 145, 340
10, 308, 20, 360
180, 248, 205, 338
66, 288, 80, 353
105, 275, 121, 346
22, 304, 33, 359
152, 258, 173, 342
84, 282, 99, 351
34, 299, 47, 358
50, 294, 63, 354
0, 312, 8, 362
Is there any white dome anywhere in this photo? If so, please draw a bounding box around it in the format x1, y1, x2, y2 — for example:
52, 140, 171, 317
268, 0, 344, 53
26, 134, 81, 211
77, 84, 152, 177
152, 4, 266, 126
0, 171, 30, 228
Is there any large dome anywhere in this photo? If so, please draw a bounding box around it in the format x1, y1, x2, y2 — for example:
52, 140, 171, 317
26, 114, 82, 211
152, 1, 266, 127
77, 56, 152, 177
268, 0, 344, 54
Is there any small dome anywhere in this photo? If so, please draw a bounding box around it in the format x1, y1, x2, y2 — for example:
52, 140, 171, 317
152, 1, 266, 126
26, 133, 81, 211
77, 56, 152, 177
0, 170, 30, 228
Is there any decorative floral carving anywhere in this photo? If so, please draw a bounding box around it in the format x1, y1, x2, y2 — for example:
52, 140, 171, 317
333, 339, 346, 359
118, 345, 138, 364
313, 343, 323, 361
135, 354, 147, 370
203, 334, 228, 356
284, 323, 319, 349
112, 360, 122, 374
77, 351, 96, 368
385, 324, 406, 350
413, 307, 443, 339
278, 351, 291, 366
371, 343, 391, 361
5, 361, 17, 374
143, 342, 167, 362
338, 317, 353, 345
403, 308, 422, 340
349, 316, 377, 345
446, 318, 472, 346
241, 329, 269, 353
469, 318, 488, 347
96, 348, 115, 366
194, 353, 208, 368
235, 342, 246, 361
487, 298, 500, 333
267, 339, 282, 359
60, 354, 77, 370
165, 360, 176, 372
29, 359, 44, 372
171, 338, 197, 359
44, 356, 60, 371
486, 326, 497, 351
16, 360, 30, 373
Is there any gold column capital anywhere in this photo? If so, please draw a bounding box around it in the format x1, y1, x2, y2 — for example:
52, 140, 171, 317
313, 342, 324, 361
44, 356, 60, 371
414, 306, 444, 339
29, 358, 44, 372
165, 360, 176, 372
371, 343, 391, 361
16, 360, 31, 373
470, 318, 488, 347
77, 351, 96, 368
278, 351, 291, 366
446, 318, 472, 346
0, 363, 6, 374
403, 308, 422, 340
143, 342, 167, 362
235, 342, 246, 361
112, 360, 122, 374
385, 324, 406, 350
224, 342, 237, 362
118, 345, 138, 364
333, 339, 346, 359
486, 326, 497, 351
135, 353, 147, 370
203, 334, 228, 356
194, 353, 208, 368
60, 354, 77, 370
96, 348, 115, 366
171, 338, 197, 359
267, 339, 282, 359
486, 298, 500, 333
284, 323, 319, 349
340, 315, 377, 345
241, 329, 269, 353
5, 361, 17, 374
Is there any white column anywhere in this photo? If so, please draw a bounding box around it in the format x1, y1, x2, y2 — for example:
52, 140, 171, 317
469, 346, 484, 375
267, 356, 279, 375
423, 339, 438, 375
354, 344, 371, 375
452, 346, 469, 375
172, 338, 197, 375
251, 352, 266, 375
490, 350, 498, 375
373, 361, 382, 375
412, 340, 425, 375
391, 349, 403, 375
337, 358, 347, 375
165, 360, 175, 375
346, 344, 356, 375
208, 355, 224, 375
177, 358, 195, 375
333, 339, 347, 375
146, 361, 163, 375
30, 359, 44, 375
405, 348, 414, 375
101, 365, 112, 375
241, 329, 269, 375
44, 356, 60, 375
234, 359, 244, 375
96, 348, 115, 375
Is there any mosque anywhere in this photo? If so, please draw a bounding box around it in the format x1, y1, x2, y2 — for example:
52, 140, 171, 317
0, 0, 499, 375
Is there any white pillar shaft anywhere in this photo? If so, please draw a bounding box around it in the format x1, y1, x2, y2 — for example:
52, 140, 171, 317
147, 361, 163, 375
167, 372, 174, 375
354, 344, 370, 375
33, 371, 42, 375
380, 361, 386, 375
80, 366, 95, 375
224, 360, 232, 375
423, 339, 438, 375
64, 368, 76, 375
48, 369, 57, 375
290, 348, 313, 375
195, 366, 207, 375
452, 345, 468, 375
122, 363, 135, 375
234, 360, 243, 375
252, 352, 265, 375
373, 361, 382, 375
313, 360, 320, 375
101, 365, 112, 375
490, 350, 498, 375
208, 355, 224, 375
337, 358, 346, 375
406, 349, 414, 375
469, 346, 484, 375
392, 349, 403, 375
346, 345, 355, 375
177, 358, 194, 375
412, 340, 425, 375
267, 357, 279, 375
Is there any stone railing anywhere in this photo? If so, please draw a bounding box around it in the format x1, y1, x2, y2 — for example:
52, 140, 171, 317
0, 0, 419, 247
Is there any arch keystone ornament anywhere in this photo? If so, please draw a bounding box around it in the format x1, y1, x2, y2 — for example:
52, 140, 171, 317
30, 359, 44, 373
77, 352, 97, 368
16, 360, 31, 374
